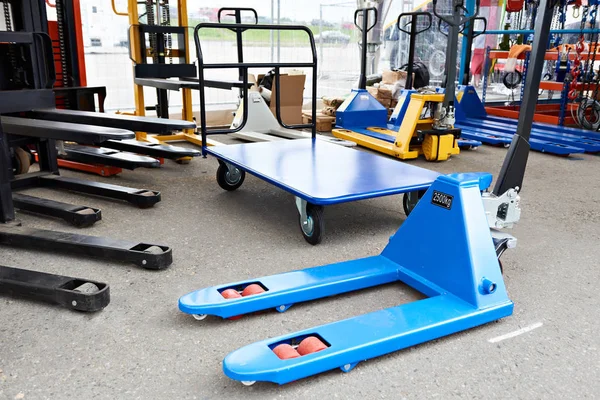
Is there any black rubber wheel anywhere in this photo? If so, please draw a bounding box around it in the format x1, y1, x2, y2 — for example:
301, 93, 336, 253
299, 204, 324, 245
12, 147, 31, 175
403, 190, 427, 216
503, 71, 522, 89
216, 161, 245, 191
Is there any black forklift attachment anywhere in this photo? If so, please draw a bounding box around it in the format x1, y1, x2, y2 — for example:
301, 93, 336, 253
0, 265, 110, 312
0, 0, 173, 310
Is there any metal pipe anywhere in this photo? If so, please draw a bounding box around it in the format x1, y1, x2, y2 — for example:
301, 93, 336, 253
478, 28, 600, 35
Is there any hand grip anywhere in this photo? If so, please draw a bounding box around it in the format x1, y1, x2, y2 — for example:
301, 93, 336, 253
354, 7, 378, 33
397, 11, 432, 35
218, 7, 258, 24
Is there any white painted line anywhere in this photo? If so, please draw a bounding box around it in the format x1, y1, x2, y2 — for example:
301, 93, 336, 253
488, 322, 543, 343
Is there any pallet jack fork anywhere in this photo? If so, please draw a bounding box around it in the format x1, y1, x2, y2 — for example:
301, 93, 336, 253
179, 0, 555, 385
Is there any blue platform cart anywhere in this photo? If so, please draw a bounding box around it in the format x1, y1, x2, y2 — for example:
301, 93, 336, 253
180, 0, 557, 385
194, 15, 440, 245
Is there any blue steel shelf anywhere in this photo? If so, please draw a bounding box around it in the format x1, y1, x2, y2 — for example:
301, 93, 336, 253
206, 139, 440, 205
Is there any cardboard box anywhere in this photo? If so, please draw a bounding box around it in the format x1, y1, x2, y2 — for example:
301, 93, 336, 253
302, 111, 336, 132
252, 72, 306, 125
382, 69, 408, 84
367, 86, 392, 108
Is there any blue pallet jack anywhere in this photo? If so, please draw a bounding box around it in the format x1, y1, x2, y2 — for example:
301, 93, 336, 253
333, 6, 482, 161
179, 0, 556, 385
194, 15, 440, 245
454, 86, 596, 155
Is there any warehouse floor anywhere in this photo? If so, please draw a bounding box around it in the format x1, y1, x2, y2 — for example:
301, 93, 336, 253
1, 142, 598, 399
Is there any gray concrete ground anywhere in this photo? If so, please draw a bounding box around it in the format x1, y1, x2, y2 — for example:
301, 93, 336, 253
0, 139, 599, 399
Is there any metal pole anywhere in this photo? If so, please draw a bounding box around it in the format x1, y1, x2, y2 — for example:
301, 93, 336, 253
319, 4, 323, 76
271, 0, 274, 62
493, 0, 556, 195
277, 0, 281, 62
458, 0, 475, 84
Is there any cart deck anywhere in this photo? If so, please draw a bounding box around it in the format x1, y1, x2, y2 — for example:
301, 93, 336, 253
206, 139, 440, 205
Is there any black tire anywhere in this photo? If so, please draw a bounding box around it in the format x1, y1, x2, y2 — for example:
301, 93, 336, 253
402, 190, 427, 216
503, 71, 522, 89
12, 147, 31, 175
299, 204, 324, 245
216, 161, 245, 191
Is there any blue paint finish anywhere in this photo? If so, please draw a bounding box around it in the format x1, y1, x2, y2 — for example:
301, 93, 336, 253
456, 85, 600, 142
457, 128, 512, 146
179, 256, 400, 318
459, 118, 600, 152
455, 122, 584, 155
388, 89, 415, 127
180, 173, 514, 385
206, 140, 440, 205
336, 89, 388, 128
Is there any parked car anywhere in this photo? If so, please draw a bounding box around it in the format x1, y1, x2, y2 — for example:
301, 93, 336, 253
313, 30, 350, 45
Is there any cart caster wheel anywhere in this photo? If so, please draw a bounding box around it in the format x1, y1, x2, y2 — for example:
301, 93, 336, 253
299, 204, 324, 245
403, 190, 426, 216
241, 381, 256, 386
217, 161, 245, 191
12, 147, 31, 175
192, 314, 207, 321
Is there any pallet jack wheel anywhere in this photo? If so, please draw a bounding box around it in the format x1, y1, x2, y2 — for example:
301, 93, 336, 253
297, 336, 328, 356
299, 204, 324, 245
221, 289, 242, 299
403, 190, 427, 216
221, 288, 243, 320
217, 161, 245, 191
12, 147, 31, 175
273, 344, 301, 359
242, 284, 265, 296
73, 282, 100, 293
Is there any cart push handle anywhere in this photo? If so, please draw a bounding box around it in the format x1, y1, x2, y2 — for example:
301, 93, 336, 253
218, 7, 258, 25
354, 7, 378, 33
397, 11, 433, 35
432, 0, 480, 27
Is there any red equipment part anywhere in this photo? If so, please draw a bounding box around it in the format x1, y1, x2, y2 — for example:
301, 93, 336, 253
242, 284, 266, 297
297, 337, 328, 356
506, 0, 524, 12
272, 344, 301, 360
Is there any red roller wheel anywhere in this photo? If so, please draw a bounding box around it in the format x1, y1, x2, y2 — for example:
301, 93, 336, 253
297, 336, 328, 356
221, 289, 242, 299
273, 344, 301, 360
242, 284, 265, 297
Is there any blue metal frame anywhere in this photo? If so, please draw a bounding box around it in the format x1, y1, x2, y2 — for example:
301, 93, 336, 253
179, 173, 514, 385
454, 86, 593, 155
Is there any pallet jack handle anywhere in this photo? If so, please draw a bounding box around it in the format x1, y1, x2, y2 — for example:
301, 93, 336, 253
354, 7, 378, 89
432, 0, 480, 108
217, 8, 259, 84
397, 12, 432, 89
493, 0, 557, 195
